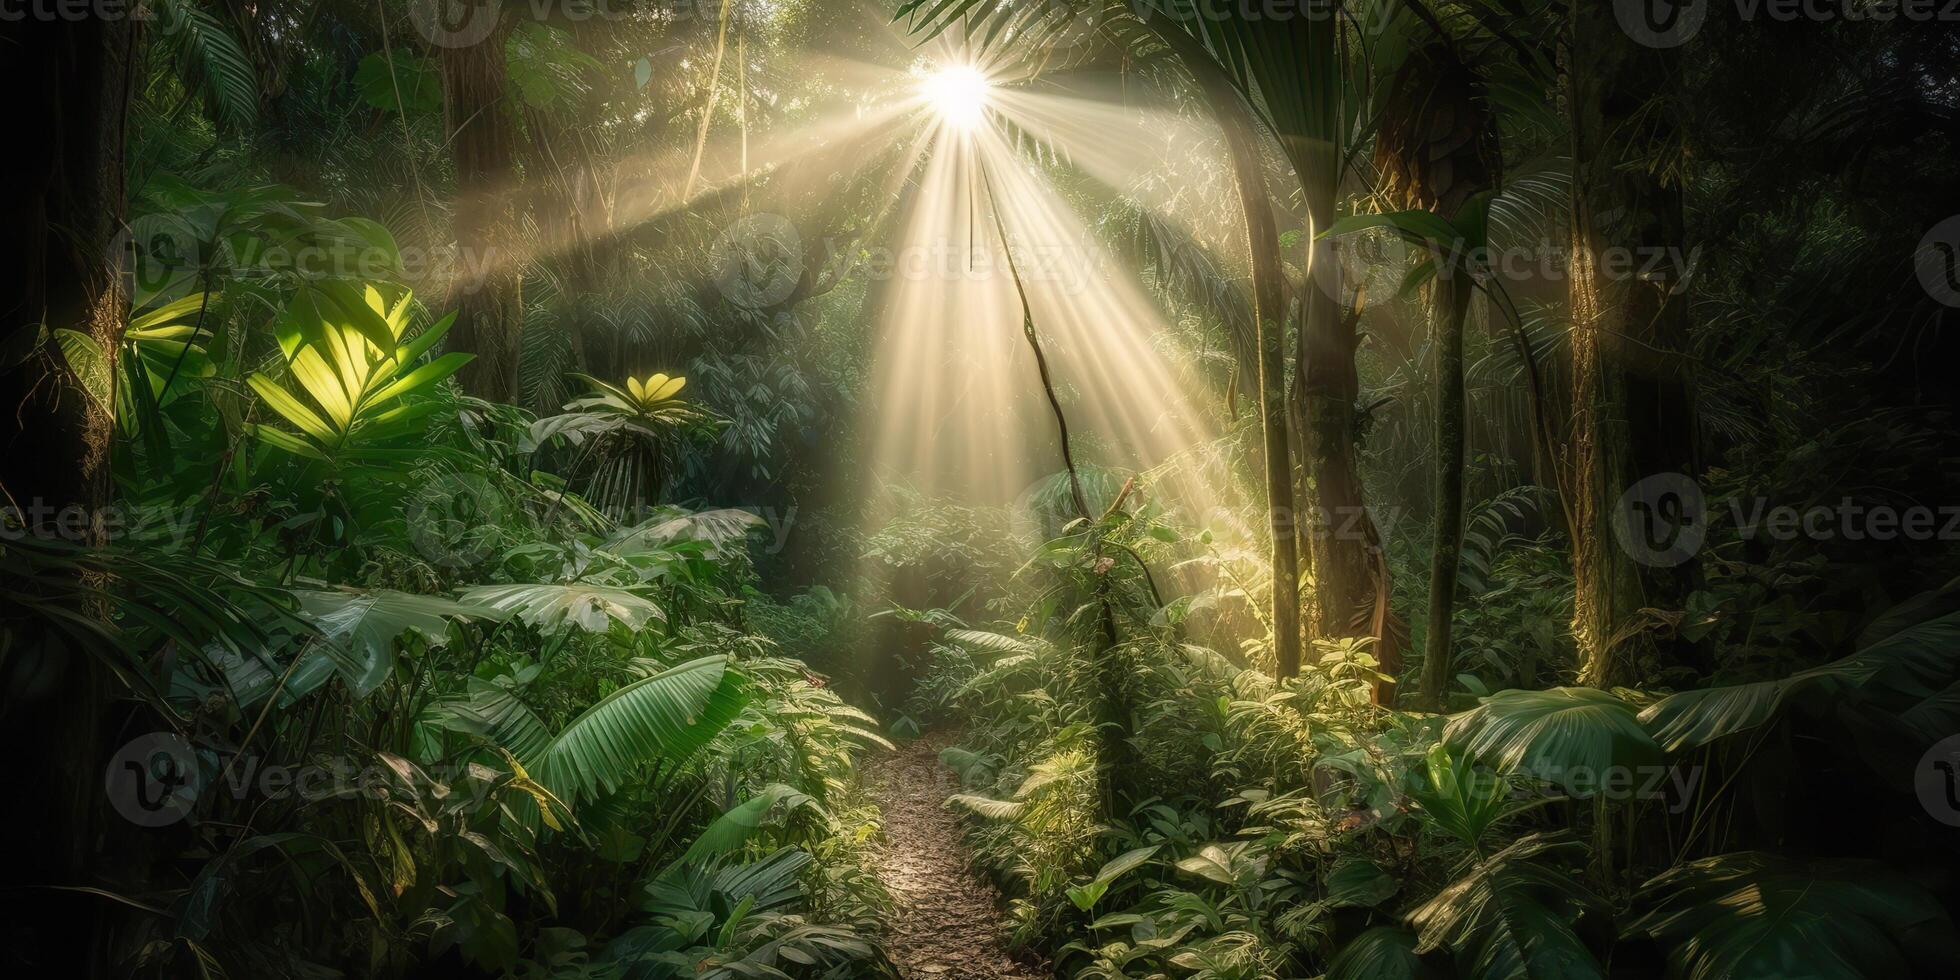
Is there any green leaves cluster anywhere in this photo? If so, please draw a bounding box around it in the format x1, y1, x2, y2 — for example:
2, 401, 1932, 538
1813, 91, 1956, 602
247, 282, 469, 461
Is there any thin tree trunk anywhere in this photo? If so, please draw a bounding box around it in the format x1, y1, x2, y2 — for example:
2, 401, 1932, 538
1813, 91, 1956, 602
1190, 58, 1305, 680
1297, 266, 1378, 645
682, 0, 734, 203
1420, 274, 1474, 709
1368, 35, 1500, 708
1565, 192, 1627, 688
983, 165, 1132, 805
440, 26, 524, 402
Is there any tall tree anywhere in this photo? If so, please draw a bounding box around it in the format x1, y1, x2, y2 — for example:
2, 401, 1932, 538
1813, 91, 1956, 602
439, 18, 525, 401
1562, 1, 1693, 689
1147, 27, 1306, 678
1166, 0, 1396, 674
1419, 271, 1474, 708
0, 12, 135, 966
1373, 39, 1500, 709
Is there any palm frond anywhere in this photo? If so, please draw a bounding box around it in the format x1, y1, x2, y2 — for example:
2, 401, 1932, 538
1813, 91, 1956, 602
534, 655, 748, 803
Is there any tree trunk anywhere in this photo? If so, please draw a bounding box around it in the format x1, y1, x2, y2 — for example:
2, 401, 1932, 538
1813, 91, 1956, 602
1564, 1, 1695, 689
1291, 125, 1392, 672
1420, 274, 1474, 709
1370, 39, 1500, 710
0, 12, 133, 969
1192, 60, 1306, 680
440, 27, 524, 402
1297, 254, 1379, 635
1565, 203, 1627, 688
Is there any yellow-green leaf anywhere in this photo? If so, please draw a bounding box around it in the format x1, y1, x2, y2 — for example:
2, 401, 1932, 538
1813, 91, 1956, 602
248, 373, 339, 445
289, 347, 354, 429
645, 374, 685, 402
247, 422, 329, 460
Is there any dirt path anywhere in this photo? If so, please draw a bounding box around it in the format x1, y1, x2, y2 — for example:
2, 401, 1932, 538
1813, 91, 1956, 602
866, 730, 1049, 980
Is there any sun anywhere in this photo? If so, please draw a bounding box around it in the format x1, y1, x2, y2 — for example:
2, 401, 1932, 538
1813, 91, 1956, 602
920, 63, 993, 131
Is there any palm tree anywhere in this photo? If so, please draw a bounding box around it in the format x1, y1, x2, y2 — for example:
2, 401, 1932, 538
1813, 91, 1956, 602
1140, 1, 1400, 678
1149, 26, 1308, 680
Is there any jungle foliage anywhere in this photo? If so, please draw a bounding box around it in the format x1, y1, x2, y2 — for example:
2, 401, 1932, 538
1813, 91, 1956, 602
4, 1, 1960, 978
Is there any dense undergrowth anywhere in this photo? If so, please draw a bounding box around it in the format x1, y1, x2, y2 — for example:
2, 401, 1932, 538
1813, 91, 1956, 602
4, 265, 899, 977
895, 482, 1960, 979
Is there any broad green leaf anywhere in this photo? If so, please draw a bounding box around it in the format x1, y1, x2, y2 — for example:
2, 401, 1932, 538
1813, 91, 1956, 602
128, 292, 218, 333
1325, 857, 1399, 909
248, 373, 339, 445
1329, 927, 1431, 980
394, 311, 457, 369
535, 656, 748, 803
1446, 687, 1661, 795
607, 507, 765, 558
1410, 834, 1607, 980
427, 678, 552, 763
365, 351, 472, 407
1640, 611, 1960, 752
681, 784, 811, 863
946, 794, 1023, 820
1407, 744, 1514, 849
1067, 845, 1160, 911
458, 583, 666, 634
644, 374, 685, 402
290, 346, 353, 428
1175, 845, 1238, 885
1624, 852, 1950, 979
311, 279, 399, 353
246, 423, 328, 460
295, 589, 503, 698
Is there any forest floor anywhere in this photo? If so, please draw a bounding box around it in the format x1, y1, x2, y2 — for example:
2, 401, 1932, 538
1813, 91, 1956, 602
866, 729, 1049, 980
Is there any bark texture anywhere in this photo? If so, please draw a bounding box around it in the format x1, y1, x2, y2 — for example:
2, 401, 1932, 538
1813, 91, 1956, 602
1194, 60, 1307, 680
440, 26, 525, 401
1564, 2, 1695, 689
0, 13, 134, 970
